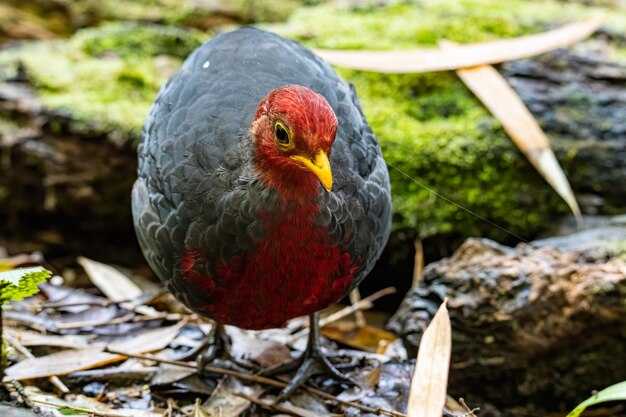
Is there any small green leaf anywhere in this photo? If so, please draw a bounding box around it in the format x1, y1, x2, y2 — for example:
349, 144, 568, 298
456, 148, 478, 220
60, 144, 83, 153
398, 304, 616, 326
0, 267, 51, 304
567, 381, 626, 417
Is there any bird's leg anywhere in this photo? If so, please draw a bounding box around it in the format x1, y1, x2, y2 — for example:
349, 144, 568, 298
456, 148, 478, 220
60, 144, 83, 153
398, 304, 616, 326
196, 323, 231, 371
175, 323, 249, 371
266, 312, 357, 401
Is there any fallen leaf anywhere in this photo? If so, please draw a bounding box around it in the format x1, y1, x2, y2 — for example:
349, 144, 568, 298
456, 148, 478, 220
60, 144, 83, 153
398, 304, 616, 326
201, 376, 263, 417
109, 322, 184, 354
55, 304, 120, 328
78, 256, 157, 315
315, 17, 603, 73
24, 386, 162, 417
4, 323, 183, 380
39, 283, 106, 313
4, 346, 116, 381
279, 401, 343, 417
5, 328, 92, 349
440, 41, 581, 222
228, 327, 292, 368
407, 300, 451, 417
321, 321, 397, 353
289, 392, 335, 415
151, 362, 196, 386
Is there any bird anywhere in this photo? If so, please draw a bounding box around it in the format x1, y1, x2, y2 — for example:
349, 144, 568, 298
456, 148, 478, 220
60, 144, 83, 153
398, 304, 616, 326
131, 27, 392, 398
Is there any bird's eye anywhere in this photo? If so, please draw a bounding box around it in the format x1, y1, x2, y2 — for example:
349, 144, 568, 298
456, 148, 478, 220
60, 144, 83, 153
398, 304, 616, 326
274, 121, 292, 146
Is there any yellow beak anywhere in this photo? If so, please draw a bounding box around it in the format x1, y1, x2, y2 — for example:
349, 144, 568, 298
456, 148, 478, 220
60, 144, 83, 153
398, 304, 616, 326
290, 150, 333, 192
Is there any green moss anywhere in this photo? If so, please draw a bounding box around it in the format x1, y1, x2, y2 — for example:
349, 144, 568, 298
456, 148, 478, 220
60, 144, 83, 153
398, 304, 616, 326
0, 23, 197, 142
340, 69, 565, 239
265, 0, 622, 238
271, 0, 617, 50
75, 23, 205, 59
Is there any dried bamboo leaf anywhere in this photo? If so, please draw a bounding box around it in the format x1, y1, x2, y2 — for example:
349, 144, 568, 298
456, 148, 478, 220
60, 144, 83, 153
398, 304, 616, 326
4, 346, 117, 381
5, 328, 92, 349
439, 41, 581, 221
4, 323, 183, 381
77, 256, 157, 315
407, 300, 451, 417
315, 17, 603, 73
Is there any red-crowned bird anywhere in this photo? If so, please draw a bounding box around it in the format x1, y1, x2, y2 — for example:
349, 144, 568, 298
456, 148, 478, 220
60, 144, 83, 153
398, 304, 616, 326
132, 27, 392, 398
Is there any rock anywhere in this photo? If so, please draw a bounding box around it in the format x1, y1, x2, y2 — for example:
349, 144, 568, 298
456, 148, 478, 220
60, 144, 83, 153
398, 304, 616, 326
502, 48, 626, 215
534, 214, 626, 252
387, 219, 626, 412
0, 0, 308, 45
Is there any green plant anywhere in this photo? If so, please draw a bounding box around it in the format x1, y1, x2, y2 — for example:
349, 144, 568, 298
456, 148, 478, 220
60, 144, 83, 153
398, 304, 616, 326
0, 266, 51, 376
567, 381, 626, 417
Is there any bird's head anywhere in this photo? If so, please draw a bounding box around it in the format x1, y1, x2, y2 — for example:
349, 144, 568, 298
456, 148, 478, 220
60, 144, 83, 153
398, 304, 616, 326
252, 85, 337, 202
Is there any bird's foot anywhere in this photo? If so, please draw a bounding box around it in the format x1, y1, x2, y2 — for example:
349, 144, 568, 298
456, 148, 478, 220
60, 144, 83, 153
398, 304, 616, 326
174, 323, 250, 372
262, 312, 358, 401
272, 346, 357, 402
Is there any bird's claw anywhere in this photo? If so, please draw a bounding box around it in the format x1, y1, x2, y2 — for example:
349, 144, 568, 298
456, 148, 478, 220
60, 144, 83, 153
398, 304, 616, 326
272, 348, 357, 402
263, 312, 359, 402
174, 323, 251, 373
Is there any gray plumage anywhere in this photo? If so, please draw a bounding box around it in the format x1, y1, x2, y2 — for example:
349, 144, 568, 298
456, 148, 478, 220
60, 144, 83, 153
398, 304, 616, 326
132, 27, 391, 324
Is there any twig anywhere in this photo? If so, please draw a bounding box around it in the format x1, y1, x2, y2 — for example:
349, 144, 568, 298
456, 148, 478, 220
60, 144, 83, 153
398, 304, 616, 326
104, 348, 407, 417
321, 287, 395, 327
31, 398, 121, 417
302, 384, 406, 417
349, 288, 367, 328
287, 287, 396, 344
412, 239, 424, 287
104, 348, 285, 388
459, 398, 479, 417
4, 333, 69, 393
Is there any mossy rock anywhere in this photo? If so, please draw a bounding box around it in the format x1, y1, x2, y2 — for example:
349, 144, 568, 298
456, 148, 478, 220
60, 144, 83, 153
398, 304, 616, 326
1, 0, 625, 242
0, 23, 203, 142
266, 0, 626, 239
1, 0, 314, 41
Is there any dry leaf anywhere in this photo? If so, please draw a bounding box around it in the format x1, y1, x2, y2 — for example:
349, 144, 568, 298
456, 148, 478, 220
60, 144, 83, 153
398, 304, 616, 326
25, 386, 162, 417
228, 327, 292, 368
407, 300, 451, 417
5, 328, 92, 349
279, 401, 343, 417
439, 40, 581, 221
77, 256, 157, 315
201, 376, 263, 417
4, 323, 183, 381
321, 321, 397, 353
109, 322, 184, 354
151, 362, 196, 386
315, 17, 603, 73
4, 346, 116, 381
